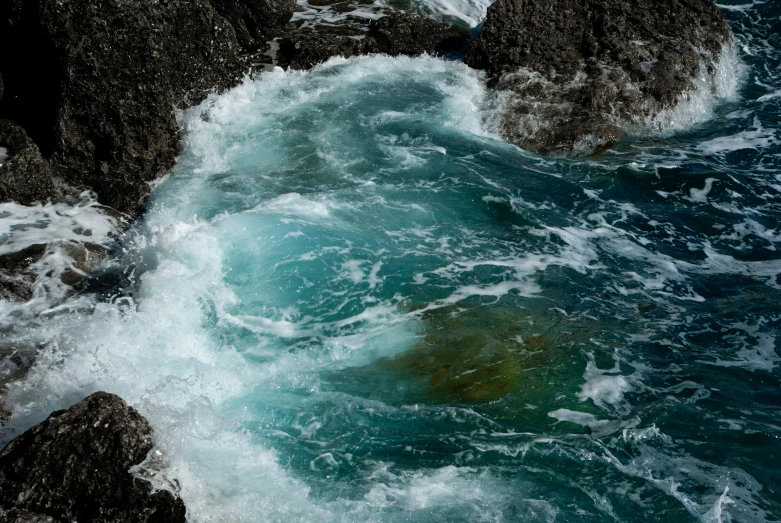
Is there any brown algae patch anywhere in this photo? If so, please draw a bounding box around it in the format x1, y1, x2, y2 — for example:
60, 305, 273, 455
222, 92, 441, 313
329, 302, 595, 408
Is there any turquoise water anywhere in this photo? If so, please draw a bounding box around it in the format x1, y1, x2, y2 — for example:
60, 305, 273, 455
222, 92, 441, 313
2, 1, 781, 521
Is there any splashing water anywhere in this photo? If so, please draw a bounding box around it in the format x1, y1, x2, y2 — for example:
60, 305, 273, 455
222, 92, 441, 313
2, 1, 781, 522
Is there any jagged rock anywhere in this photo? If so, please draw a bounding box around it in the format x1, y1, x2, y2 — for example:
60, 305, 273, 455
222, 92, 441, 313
364, 12, 469, 58
0, 392, 185, 523
464, 0, 732, 155
212, 0, 297, 51
0, 121, 68, 206
0, 0, 291, 215
277, 32, 364, 70
277, 12, 469, 70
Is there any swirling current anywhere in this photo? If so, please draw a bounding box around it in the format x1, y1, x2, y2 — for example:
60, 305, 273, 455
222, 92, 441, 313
1, 0, 780, 521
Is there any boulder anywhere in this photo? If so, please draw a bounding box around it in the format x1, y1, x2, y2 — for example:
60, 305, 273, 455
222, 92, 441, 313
465, 0, 732, 155
0, 0, 292, 215
277, 12, 469, 70
0, 392, 185, 522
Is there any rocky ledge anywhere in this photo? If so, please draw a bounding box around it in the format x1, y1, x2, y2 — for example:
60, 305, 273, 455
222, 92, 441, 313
0, 392, 184, 522
0, 0, 466, 306
0, 0, 468, 216
273, 12, 469, 70
0, 0, 292, 215
465, 0, 733, 155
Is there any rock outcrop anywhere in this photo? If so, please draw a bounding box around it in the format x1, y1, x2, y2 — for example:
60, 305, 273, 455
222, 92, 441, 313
0, 0, 294, 215
213, 0, 297, 50
465, 0, 733, 155
276, 12, 470, 70
0, 392, 184, 522
0, 121, 71, 206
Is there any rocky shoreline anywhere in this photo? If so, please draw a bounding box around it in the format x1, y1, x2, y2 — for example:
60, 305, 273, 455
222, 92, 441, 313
0, 0, 734, 519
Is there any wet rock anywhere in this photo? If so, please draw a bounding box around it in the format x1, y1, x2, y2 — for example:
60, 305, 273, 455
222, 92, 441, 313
213, 0, 297, 50
464, 0, 732, 155
277, 32, 364, 70
364, 12, 469, 58
0, 244, 47, 303
0, 392, 185, 522
0, 0, 290, 215
276, 12, 469, 70
0, 121, 68, 207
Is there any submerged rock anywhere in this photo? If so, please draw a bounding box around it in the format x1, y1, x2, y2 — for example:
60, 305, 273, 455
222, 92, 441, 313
464, 0, 733, 155
0, 0, 292, 215
276, 12, 469, 70
0, 392, 185, 522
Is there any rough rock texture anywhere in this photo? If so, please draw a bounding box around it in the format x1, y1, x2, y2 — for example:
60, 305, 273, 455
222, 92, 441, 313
277, 32, 364, 70
0, 506, 58, 522
364, 13, 470, 58
276, 12, 470, 70
0, 392, 185, 522
465, 0, 732, 155
213, 0, 296, 50
0, 244, 46, 303
0, 0, 291, 215
0, 121, 69, 206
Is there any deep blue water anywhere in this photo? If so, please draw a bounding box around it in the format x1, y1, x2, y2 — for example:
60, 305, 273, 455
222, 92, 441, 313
1, 0, 780, 521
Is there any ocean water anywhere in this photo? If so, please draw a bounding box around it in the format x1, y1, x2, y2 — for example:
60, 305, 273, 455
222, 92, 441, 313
1, 0, 780, 521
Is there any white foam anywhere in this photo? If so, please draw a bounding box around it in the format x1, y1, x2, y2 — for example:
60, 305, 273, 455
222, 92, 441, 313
576, 357, 633, 411
698, 118, 779, 154
706, 324, 780, 372
248, 192, 332, 220
599, 443, 769, 522
701, 486, 735, 523
0, 194, 120, 257
0, 194, 122, 327
548, 409, 610, 429
415, 0, 492, 27
687, 178, 717, 203
643, 44, 746, 135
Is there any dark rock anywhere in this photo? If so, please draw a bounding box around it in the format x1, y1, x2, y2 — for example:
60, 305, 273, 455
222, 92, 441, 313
212, 0, 297, 50
0, 506, 59, 522
364, 12, 469, 58
0, 392, 185, 522
465, 0, 732, 155
276, 12, 469, 70
0, 0, 290, 215
0, 244, 47, 303
0, 121, 66, 206
277, 32, 364, 70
